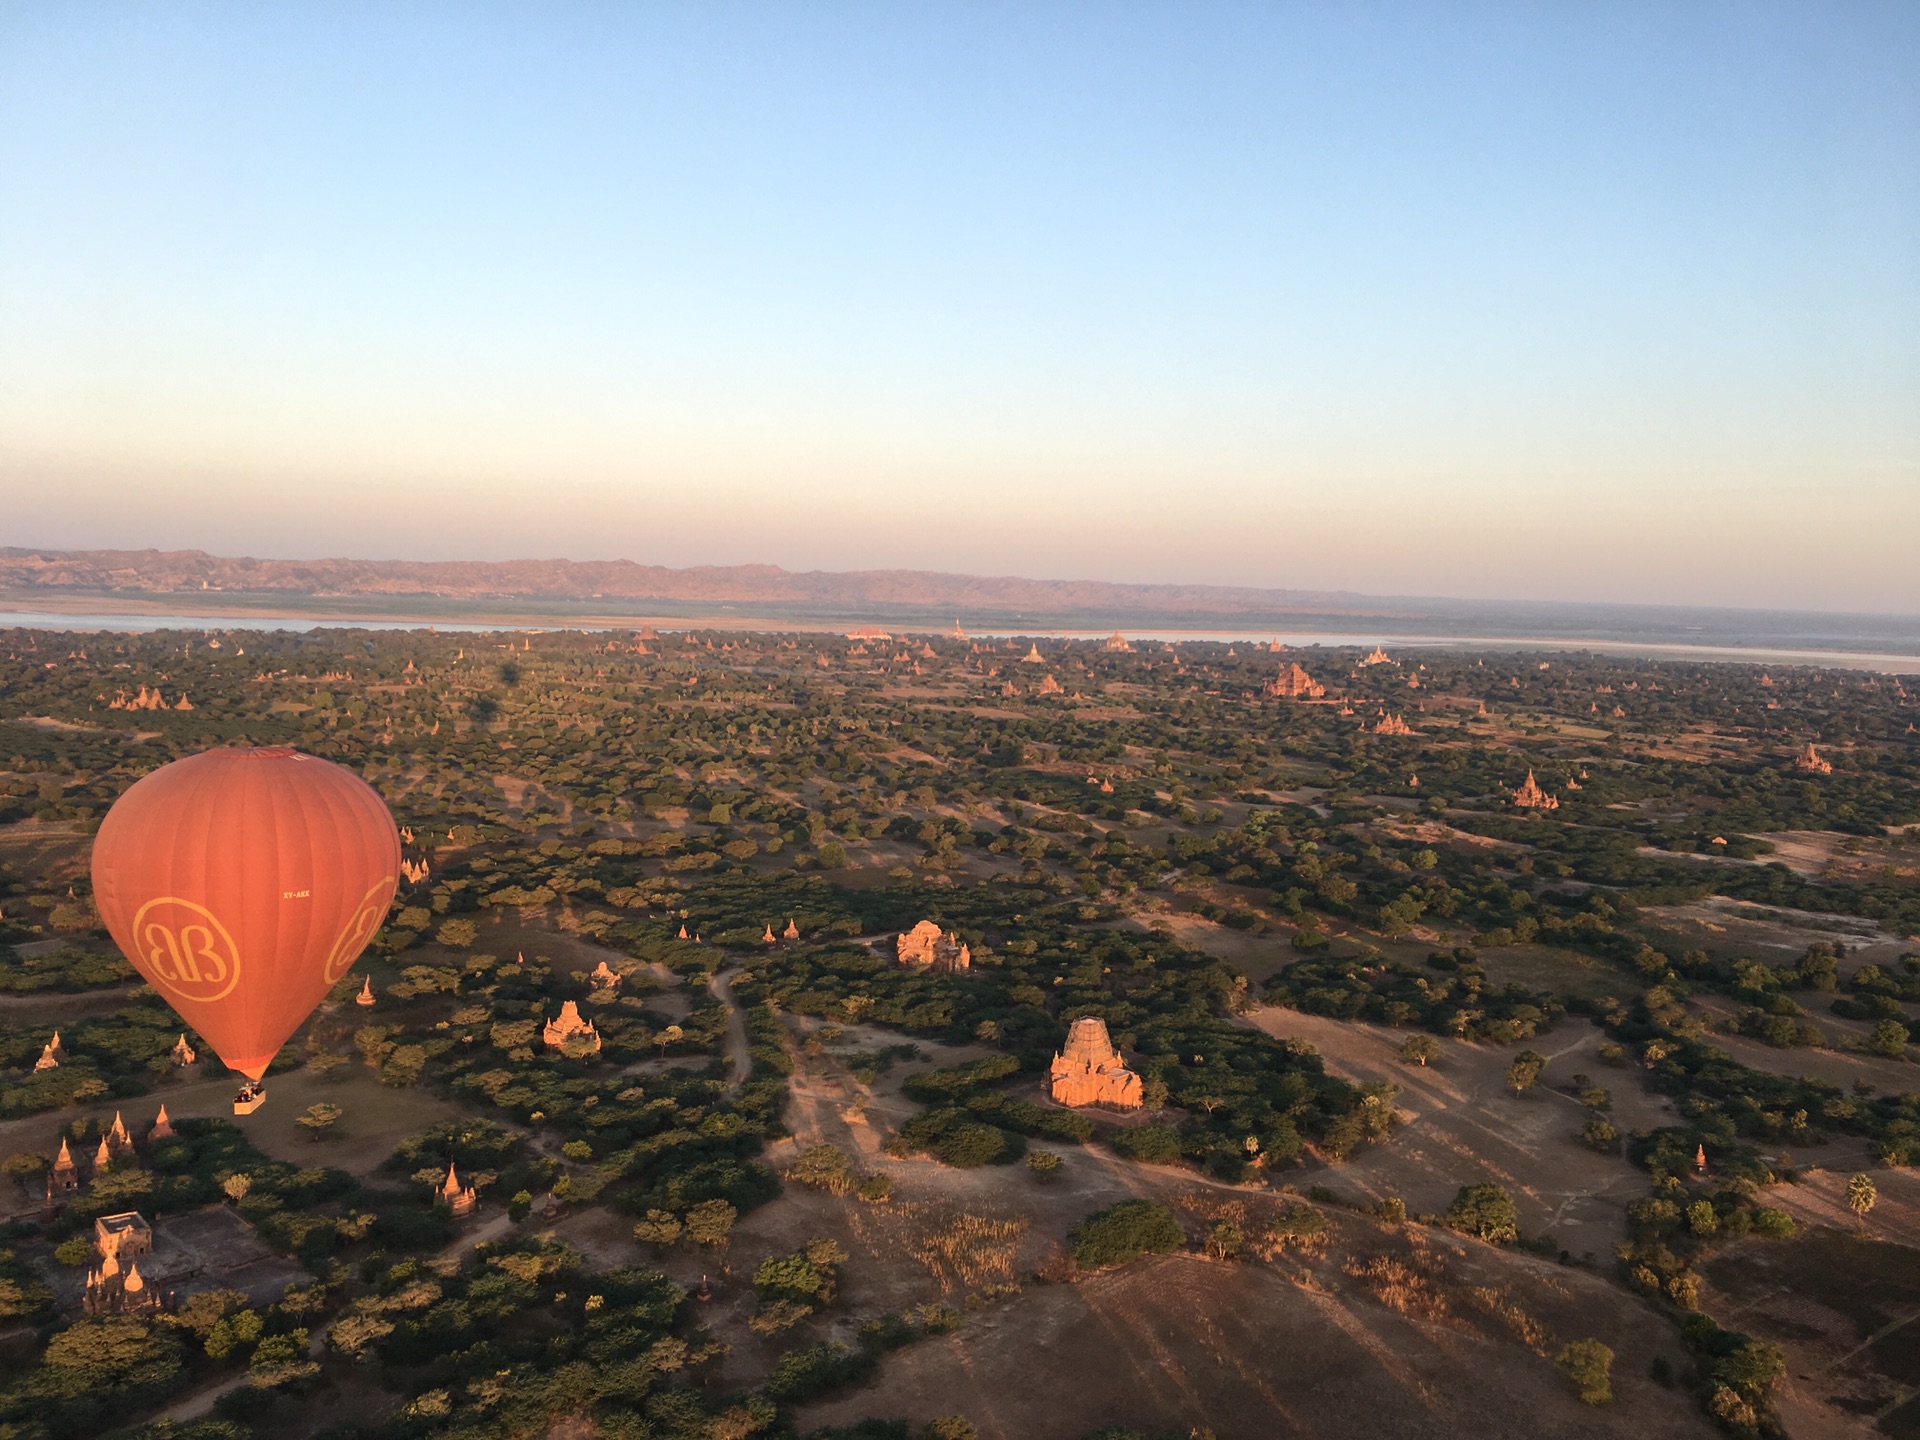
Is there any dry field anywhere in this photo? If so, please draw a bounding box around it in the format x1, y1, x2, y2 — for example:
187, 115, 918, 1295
1242, 1008, 1672, 1258
1639, 898, 1914, 972
1704, 1226, 1920, 1440
795, 1237, 1713, 1440
624, 1010, 1712, 1440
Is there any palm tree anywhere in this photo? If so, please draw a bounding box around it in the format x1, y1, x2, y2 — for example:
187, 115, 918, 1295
1846, 1172, 1877, 1221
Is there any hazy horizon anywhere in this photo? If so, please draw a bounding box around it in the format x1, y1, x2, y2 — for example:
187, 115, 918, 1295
4, 3, 1916, 612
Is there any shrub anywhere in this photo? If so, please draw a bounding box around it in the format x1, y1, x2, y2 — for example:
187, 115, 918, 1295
1068, 1200, 1185, 1269
1109, 1125, 1183, 1165
937, 1124, 1011, 1168
1555, 1339, 1614, 1405
789, 1144, 856, 1196
1445, 1183, 1519, 1243
765, 1341, 873, 1402
1749, 1207, 1796, 1239
1026, 1151, 1064, 1182
902, 1054, 1021, 1102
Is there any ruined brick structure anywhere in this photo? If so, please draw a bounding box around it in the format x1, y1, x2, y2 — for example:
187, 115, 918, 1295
895, 920, 970, 972
1793, 742, 1833, 775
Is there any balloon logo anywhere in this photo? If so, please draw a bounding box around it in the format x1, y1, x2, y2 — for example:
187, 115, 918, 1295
92, 746, 401, 1080
131, 897, 243, 1003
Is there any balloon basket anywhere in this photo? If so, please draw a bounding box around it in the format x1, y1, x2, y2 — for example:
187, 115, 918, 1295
233, 1091, 266, 1115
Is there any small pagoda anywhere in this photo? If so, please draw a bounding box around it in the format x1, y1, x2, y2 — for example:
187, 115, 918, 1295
104, 1112, 135, 1162
169, 1033, 197, 1067
47, 1138, 80, 1201
34, 1031, 66, 1072
1793, 742, 1833, 775
439, 1162, 478, 1218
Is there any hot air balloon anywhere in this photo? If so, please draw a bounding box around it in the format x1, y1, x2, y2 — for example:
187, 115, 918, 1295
91, 746, 400, 1111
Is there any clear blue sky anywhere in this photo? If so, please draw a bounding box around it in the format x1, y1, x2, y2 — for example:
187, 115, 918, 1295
2, 2, 1915, 611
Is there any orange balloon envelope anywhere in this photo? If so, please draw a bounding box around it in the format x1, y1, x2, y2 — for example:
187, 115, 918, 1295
91, 746, 400, 1079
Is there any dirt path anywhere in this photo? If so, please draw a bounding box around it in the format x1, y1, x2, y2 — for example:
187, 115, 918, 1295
156, 1327, 327, 1421
0, 983, 142, 1022
708, 968, 752, 1095
441, 1209, 516, 1257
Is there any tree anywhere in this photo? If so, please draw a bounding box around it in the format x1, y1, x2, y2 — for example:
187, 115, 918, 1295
436, 917, 479, 949
381, 1044, 427, 1086
222, 1173, 252, 1204
816, 840, 848, 869
1504, 1050, 1547, 1096
685, 1198, 737, 1260
1555, 1339, 1614, 1405
2, 1151, 49, 1183
295, 1102, 342, 1139
1203, 1218, 1244, 1260
633, 1209, 683, 1249
1401, 1035, 1442, 1067
1579, 1115, 1620, 1152
1867, 1020, 1909, 1058
1445, 1183, 1519, 1243
42, 1316, 183, 1387
655, 1024, 685, 1058
1846, 1172, 1878, 1219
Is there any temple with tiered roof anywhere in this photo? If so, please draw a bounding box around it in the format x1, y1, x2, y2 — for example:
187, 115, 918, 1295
1049, 1018, 1143, 1109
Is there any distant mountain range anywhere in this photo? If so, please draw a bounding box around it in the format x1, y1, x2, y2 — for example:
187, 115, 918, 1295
2, 546, 1916, 655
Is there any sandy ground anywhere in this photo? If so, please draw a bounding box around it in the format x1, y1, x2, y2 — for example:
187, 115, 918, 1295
1640, 899, 1915, 971
1241, 1008, 1670, 1259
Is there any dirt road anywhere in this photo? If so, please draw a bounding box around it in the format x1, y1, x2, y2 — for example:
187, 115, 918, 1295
708, 968, 752, 1094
